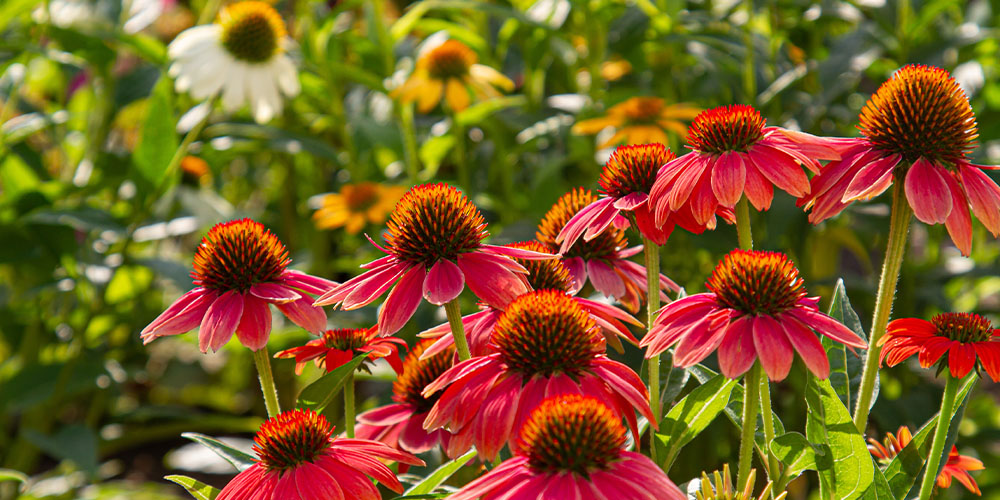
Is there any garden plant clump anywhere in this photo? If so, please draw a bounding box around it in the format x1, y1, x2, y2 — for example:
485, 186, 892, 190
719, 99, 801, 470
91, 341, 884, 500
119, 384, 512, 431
3, 1, 1000, 499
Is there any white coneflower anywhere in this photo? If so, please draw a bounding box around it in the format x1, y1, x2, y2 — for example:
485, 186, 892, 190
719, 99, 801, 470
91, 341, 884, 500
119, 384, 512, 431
167, 1, 299, 123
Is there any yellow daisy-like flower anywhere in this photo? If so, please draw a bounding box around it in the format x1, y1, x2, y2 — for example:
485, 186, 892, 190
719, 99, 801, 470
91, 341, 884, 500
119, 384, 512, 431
393, 39, 514, 113
312, 183, 407, 234
573, 96, 701, 148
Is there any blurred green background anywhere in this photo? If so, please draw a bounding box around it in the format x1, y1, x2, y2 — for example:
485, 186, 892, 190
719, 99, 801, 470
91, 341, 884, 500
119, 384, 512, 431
1, 0, 998, 498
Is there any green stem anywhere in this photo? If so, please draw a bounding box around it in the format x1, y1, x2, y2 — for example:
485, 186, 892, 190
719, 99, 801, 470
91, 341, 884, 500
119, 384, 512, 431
452, 116, 469, 191
852, 184, 912, 432
163, 104, 212, 190
445, 299, 471, 361
736, 196, 753, 250
758, 366, 780, 483
643, 237, 662, 466
196, 0, 222, 25
344, 371, 355, 438
917, 375, 962, 500
253, 348, 280, 418
399, 102, 420, 184
742, 0, 756, 103
737, 362, 762, 488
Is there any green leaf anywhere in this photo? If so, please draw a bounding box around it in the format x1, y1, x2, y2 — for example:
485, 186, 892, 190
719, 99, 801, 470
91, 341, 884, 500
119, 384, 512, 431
165, 475, 221, 500
688, 364, 785, 451
804, 376, 874, 500
181, 433, 255, 472
770, 432, 821, 479
0, 0, 42, 32
23, 424, 98, 476
113, 32, 167, 64
0, 468, 28, 487
418, 135, 455, 178
859, 466, 894, 500
133, 77, 178, 187
403, 449, 476, 495
455, 96, 527, 127
824, 279, 872, 413
654, 374, 736, 471
202, 123, 340, 162
296, 354, 368, 413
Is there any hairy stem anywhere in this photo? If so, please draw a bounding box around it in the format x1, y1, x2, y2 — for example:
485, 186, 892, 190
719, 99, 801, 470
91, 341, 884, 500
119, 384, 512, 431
445, 298, 471, 361
253, 348, 280, 418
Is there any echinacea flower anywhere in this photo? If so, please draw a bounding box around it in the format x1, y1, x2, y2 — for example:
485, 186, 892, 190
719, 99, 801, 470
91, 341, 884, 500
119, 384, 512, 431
537, 187, 678, 312
449, 394, 685, 500
312, 183, 407, 235
798, 65, 999, 256
419, 241, 641, 359
274, 327, 405, 375
880, 313, 1000, 381
216, 408, 423, 500
422, 290, 655, 461
694, 465, 786, 500
141, 219, 335, 352
314, 183, 552, 335
355, 339, 464, 458
649, 104, 841, 227
641, 250, 867, 381
168, 1, 300, 123
558, 143, 733, 249
393, 39, 514, 113
868, 426, 984, 495
572, 97, 701, 148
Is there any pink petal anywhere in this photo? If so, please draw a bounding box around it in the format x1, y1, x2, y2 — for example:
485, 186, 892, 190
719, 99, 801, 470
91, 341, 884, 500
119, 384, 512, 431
905, 157, 953, 224
614, 192, 649, 210
339, 263, 409, 310
948, 343, 976, 378
235, 295, 272, 351
668, 155, 711, 211
288, 462, 346, 500
717, 316, 758, 380
959, 164, 1000, 235
457, 252, 530, 309
377, 265, 425, 335
422, 259, 465, 305
556, 198, 608, 254
633, 202, 673, 245
688, 169, 720, 225
250, 282, 301, 304
562, 257, 587, 294
788, 307, 867, 348
199, 291, 244, 353
781, 315, 830, 379
472, 374, 520, 460
943, 173, 973, 256
582, 201, 622, 241
748, 145, 810, 197
279, 269, 338, 296
711, 152, 746, 207
357, 403, 412, 426
743, 155, 774, 211
752, 315, 795, 381
141, 288, 216, 340
276, 296, 328, 333
587, 259, 626, 299
842, 153, 900, 202
482, 244, 555, 260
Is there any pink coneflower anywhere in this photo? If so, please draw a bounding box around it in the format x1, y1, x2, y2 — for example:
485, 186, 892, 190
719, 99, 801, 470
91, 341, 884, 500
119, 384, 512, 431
216, 408, 423, 500
868, 426, 984, 495
449, 394, 685, 500
274, 327, 405, 375
422, 290, 654, 461
419, 241, 641, 358
558, 143, 732, 250
355, 339, 464, 459
649, 104, 841, 227
798, 65, 999, 256
880, 313, 1000, 381
140, 219, 335, 352
641, 250, 867, 381
537, 188, 678, 312
313, 183, 551, 335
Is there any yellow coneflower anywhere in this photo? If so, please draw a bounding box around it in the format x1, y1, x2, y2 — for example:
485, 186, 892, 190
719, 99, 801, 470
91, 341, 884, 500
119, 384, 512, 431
573, 96, 701, 148
312, 182, 406, 234
392, 39, 514, 113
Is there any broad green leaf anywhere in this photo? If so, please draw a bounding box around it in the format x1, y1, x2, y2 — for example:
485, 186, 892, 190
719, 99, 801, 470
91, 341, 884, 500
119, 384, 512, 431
689, 364, 785, 451
805, 376, 874, 500
0, 0, 43, 32
165, 475, 221, 500
296, 354, 368, 413
106, 265, 154, 304
23, 424, 98, 476
455, 96, 527, 127
824, 279, 872, 413
133, 77, 178, 187
770, 432, 821, 479
181, 433, 255, 472
859, 466, 894, 500
654, 374, 736, 471
403, 449, 476, 495
0, 468, 28, 486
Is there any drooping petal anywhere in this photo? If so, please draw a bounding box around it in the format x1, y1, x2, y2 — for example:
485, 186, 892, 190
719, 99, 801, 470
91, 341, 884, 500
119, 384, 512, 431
141, 288, 217, 341
947, 343, 976, 378
748, 145, 810, 197
781, 315, 830, 379
711, 152, 746, 207
905, 157, 953, 224
458, 252, 531, 309
842, 153, 900, 202
959, 164, 1000, 235
235, 295, 272, 351
742, 155, 774, 211
717, 316, 757, 379
943, 173, 973, 256
587, 259, 626, 299
199, 291, 244, 353
276, 296, 328, 334
377, 265, 426, 335
250, 282, 301, 304
562, 257, 587, 294
422, 259, 465, 305
752, 315, 795, 381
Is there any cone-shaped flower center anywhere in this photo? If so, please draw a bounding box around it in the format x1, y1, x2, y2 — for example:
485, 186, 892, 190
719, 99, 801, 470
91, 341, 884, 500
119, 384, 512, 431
393, 339, 453, 412
517, 394, 624, 475
424, 40, 476, 80
253, 409, 332, 471
931, 312, 993, 343
599, 143, 675, 198
507, 242, 573, 293
858, 64, 977, 166
687, 104, 766, 154
622, 97, 666, 123
191, 218, 290, 292
493, 291, 602, 377
537, 188, 627, 261
705, 250, 807, 316
384, 183, 487, 266
219, 1, 285, 63
321, 328, 373, 350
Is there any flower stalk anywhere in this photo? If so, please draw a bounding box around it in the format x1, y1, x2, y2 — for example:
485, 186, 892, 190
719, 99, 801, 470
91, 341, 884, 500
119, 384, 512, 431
445, 298, 472, 361
737, 362, 762, 488
643, 236, 662, 466
917, 374, 962, 500
253, 348, 281, 418
344, 371, 355, 438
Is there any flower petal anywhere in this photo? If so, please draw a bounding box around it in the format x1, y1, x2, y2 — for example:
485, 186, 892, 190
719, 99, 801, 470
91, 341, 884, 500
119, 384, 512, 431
377, 265, 426, 335
250, 282, 301, 304
199, 291, 244, 353
711, 152, 746, 207
457, 252, 530, 309
422, 259, 465, 305
235, 295, 272, 351
753, 315, 795, 381
905, 157, 953, 224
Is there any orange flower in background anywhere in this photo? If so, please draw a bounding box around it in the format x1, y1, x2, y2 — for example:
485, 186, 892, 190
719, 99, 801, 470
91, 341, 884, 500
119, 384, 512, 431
573, 97, 701, 148
312, 182, 406, 234
869, 426, 984, 495
393, 39, 514, 113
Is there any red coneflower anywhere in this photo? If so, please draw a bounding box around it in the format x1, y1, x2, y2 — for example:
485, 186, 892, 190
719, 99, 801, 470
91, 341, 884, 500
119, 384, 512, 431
355, 339, 464, 458
216, 408, 423, 500
537, 188, 679, 312
141, 219, 335, 352
558, 143, 733, 249
449, 394, 685, 500
649, 104, 841, 226
798, 65, 1000, 256
641, 250, 867, 381
422, 291, 654, 461
313, 183, 552, 335
880, 313, 1000, 380
868, 426, 984, 495
274, 327, 405, 375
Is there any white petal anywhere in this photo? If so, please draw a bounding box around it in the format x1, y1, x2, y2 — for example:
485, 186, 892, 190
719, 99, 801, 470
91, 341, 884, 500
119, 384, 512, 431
272, 55, 300, 97
221, 63, 248, 112
177, 102, 212, 133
